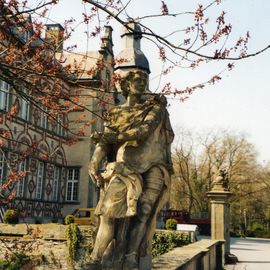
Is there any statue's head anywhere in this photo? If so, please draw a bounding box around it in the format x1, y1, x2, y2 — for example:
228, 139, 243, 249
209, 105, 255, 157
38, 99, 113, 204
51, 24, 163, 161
116, 69, 148, 98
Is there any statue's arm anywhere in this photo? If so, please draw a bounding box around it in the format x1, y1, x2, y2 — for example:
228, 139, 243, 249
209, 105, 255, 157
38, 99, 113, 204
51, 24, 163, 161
88, 142, 109, 186
99, 103, 164, 144
117, 104, 164, 142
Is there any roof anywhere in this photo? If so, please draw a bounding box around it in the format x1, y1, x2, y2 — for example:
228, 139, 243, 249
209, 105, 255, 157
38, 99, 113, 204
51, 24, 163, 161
56, 51, 101, 79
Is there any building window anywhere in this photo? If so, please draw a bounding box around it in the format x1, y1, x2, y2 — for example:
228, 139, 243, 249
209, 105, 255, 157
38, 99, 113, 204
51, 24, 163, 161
0, 152, 5, 188
35, 161, 44, 199
0, 80, 10, 111
20, 89, 30, 121
105, 70, 111, 91
16, 159, 27, 198
39, 106, 48, 129
66, 168, 79, 202
52, 166, 60, 201
57, 114, 65, 136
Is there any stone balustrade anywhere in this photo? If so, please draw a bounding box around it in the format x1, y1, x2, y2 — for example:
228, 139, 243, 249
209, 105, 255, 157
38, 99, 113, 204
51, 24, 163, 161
152, 239, 224, 270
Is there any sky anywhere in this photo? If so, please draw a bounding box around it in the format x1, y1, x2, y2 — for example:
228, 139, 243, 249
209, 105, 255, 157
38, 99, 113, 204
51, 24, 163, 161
27, 0, 270, 162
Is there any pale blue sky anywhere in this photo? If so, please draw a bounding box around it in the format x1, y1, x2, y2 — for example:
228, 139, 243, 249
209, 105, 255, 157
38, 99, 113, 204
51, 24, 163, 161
28, 0, 270, 161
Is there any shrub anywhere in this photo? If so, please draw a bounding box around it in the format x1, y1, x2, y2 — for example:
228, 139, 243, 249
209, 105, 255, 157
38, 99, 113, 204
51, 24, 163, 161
230, 230, 241, 237
3, 209, 19, 224
263, 231, 270, 239
65, 214, 75, 225
245, 221, 270, 238
152, 230, 190, 257
66, 223, 83, 265
0, 252, 29, 270
246, 228, 270, 238
165, 218, 177, 230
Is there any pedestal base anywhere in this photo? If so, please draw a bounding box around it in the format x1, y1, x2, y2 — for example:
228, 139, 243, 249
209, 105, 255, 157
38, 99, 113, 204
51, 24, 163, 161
225, 252, 238, 265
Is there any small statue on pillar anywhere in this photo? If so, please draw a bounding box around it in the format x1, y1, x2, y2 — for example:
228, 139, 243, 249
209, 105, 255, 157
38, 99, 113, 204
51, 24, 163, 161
212, 168, 230, 191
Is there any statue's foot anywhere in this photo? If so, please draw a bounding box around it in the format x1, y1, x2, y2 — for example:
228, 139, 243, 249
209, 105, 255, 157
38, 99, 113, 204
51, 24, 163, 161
123, 252, 139, 270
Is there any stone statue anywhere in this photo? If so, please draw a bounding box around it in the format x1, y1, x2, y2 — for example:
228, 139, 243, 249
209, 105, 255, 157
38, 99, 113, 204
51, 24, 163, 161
212, 168, 230, 191
88, 69, 174, 270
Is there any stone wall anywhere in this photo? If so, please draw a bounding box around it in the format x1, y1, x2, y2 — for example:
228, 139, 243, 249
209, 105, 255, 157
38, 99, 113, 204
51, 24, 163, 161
0, 223, 95, 270
152, 239, 224, 270
0, 237, 69, 269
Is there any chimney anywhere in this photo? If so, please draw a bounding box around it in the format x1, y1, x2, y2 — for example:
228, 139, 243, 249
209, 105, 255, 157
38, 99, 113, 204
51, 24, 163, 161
45, 24, 64, 52
100, 26, 114, 56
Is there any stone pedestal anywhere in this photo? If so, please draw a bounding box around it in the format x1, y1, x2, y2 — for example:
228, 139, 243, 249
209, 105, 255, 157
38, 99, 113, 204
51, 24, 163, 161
207, 190, 232, 256
207, 169, 238, 265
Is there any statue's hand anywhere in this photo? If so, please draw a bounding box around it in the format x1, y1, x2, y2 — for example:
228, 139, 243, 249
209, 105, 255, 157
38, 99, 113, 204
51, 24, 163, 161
91, 131, 118, 144
102, 132, 118, 143
91, 131, 103, 144
88, 162, 104, 187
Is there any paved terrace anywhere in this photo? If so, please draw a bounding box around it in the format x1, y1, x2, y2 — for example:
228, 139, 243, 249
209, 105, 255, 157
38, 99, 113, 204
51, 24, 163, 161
225, 237, 270, 270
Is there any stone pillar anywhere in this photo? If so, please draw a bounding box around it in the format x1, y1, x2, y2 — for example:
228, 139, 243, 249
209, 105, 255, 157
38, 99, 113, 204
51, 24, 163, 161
207, 169, 232, 265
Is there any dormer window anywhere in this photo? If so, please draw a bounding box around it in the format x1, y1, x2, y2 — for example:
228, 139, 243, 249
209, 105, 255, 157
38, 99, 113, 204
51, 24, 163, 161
22, 30, 31, 42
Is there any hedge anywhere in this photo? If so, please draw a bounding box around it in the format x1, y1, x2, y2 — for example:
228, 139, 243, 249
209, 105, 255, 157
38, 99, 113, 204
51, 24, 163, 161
152, 230, 190, 257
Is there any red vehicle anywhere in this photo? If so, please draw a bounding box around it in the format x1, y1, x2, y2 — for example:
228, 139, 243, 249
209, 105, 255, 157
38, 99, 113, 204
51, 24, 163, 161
160, 209, 211, 235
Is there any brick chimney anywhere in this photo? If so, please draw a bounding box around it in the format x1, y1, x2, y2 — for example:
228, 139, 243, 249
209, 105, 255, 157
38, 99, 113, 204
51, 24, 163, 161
45, 24, 64, 52
100, 25, 114, 56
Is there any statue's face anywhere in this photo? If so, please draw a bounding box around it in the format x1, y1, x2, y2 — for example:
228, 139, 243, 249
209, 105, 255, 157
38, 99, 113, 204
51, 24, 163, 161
130, 71, 147, 95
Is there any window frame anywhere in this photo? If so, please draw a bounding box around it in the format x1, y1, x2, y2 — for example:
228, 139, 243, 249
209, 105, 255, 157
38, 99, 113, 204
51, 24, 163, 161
57, 114, 65, 137
35, 161, 44, 199
66, 168, 80, 202
52, 165, 60, 201
22, 30, 31, 42
39, 106, 48, 129
0, 151, 6, 189
0, 80, 10, 111
20, 88, 30, 121
16, 159, 27, 198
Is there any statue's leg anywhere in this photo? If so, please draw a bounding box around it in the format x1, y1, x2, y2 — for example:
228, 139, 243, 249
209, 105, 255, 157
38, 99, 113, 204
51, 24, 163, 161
123, 166, 164, 269
91, 215, 115, 262
90, 176, 127, 266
